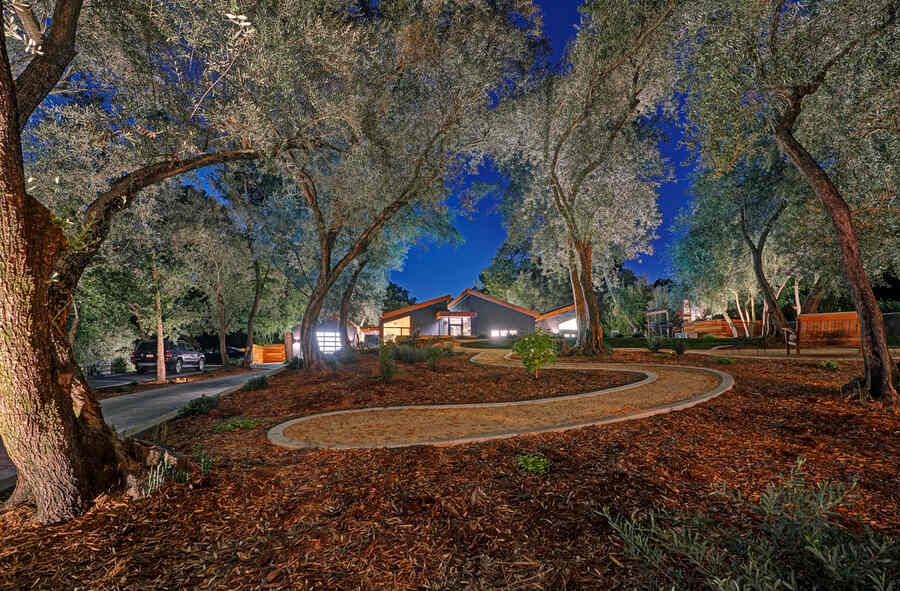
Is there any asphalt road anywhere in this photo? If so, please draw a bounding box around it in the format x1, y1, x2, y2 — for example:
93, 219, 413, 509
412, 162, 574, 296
1, 363, 284, 492
86, 366, 224, 390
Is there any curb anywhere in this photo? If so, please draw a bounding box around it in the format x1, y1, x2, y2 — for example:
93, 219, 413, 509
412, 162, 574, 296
121, 365, 285, 437
0, 365, 286, 493
268, 353, 734, 451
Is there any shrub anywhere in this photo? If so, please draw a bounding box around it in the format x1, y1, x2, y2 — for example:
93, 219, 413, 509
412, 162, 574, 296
517, 453, 552, 475
287, 356, 302, 369
513, 331, 558, 378
214, 417, 261, 433
672, 339, 687, 355
714, 356, 736, 364
242, 375, 269, 391
336, 348, 358, 365
393, 344, 428, 363
193, 447, 215, 476
378, 345, 396, 382
646, 336, 662, 352
425, 346, 452, 370
602, 459, 900, 590
111, 357, 128, 374
178, 395, 219, 417
818, 360, 840, 371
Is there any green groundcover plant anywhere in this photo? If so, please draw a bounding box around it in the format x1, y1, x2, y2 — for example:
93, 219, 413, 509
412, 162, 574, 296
602, 459, 899, 590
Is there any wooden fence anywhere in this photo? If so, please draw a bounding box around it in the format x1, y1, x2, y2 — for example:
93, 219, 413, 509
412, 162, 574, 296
682, 318, 761, 338
252, 344, 286, 364
796, 311, 860, 348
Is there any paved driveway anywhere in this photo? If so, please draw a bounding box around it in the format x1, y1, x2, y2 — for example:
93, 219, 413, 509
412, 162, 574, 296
86, 366, 223, 390
1, 363, 283, 493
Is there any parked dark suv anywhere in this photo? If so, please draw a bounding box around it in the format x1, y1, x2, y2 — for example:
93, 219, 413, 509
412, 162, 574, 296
131, 340, 205, 374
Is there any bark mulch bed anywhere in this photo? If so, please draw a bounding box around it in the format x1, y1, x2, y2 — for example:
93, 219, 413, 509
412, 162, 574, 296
2, 353, 899, 590
95, 367, 255, 401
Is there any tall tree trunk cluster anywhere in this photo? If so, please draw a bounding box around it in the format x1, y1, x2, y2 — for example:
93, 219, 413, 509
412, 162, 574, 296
774, 118, 896, 402
568, 241, 604, 354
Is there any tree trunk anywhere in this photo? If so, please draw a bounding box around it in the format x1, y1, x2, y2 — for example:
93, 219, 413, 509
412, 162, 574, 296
802, 276, 827, 315
775, 126, 896, 401
568, 251, 588, 349
794, 277, 802, 318
299, 282, 329, 368
243, 260, 265, 369
216, 278, 228, 369
339, 260, 367, 353
0, 42, 125, 522
153, 271, 166, 384
722, 313, 738, 338
67, 300, 79, 347
732, 289, 750, 338
574, 242, 603, 354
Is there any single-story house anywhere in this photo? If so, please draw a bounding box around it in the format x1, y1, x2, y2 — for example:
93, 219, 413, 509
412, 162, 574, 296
536, 304, 577, 337
379, 289, 541, 342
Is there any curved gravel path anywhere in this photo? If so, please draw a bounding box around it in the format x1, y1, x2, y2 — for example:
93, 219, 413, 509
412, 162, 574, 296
268, 349, 734, 450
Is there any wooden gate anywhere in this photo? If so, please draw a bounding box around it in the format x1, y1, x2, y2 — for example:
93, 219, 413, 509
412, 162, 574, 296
252, 344, 286, 364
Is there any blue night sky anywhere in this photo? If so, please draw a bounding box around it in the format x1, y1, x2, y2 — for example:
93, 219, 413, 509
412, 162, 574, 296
391, 1, 695, 299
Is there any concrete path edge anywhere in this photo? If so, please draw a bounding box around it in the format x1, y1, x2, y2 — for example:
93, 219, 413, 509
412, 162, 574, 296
268, 352, 734, 450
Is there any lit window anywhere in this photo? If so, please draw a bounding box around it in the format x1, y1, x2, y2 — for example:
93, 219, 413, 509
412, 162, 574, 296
316, 331, 341, 354
490, 329, 518, 338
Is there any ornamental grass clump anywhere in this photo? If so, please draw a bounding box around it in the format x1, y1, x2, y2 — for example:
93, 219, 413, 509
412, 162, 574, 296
517, 453, 552, 475
602, 459, 900, 590
513, 331, 557, 378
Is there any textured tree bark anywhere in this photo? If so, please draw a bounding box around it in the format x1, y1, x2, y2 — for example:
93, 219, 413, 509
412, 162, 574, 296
299, 287, 327, 369
153, 270, 166, 384
731, 289, 750, 338
802, 276, 827, 315
67, 300, 79, 347
775, 126, 896, 401
0, 37, 124, 522
339, 260, 367, 353
740, 204, 788, 334
243, 260, 265, 369
569, 263, 588, 350
575, 242, 604, 354
722, 313, 738, 338
216, 273, 229, 368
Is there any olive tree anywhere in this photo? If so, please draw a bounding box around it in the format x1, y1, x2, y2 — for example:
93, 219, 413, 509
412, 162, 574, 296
679, 0, 899, 399
495, 0, 679, 354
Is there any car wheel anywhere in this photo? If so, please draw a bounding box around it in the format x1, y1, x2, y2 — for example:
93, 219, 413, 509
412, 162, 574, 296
198, 358, 205, 372
175, 358, 183, 375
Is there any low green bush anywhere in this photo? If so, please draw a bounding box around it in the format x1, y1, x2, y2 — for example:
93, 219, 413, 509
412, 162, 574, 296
214, 417, 261, 433
714, 356, 736, 364
192, 447, 215, 476
178, 395, 219, 417
646, 337, 662, 353
287, 356, 302, 369
379, 345, 396, 382
672, 339, 687, 355
512, 331, 558, 378
602, 459, 900, 590
818, 360, 840, 370
392, 344, 428, 364
517, 453, 552, 475
425, 346, 453, 370
242, 375, 269, 391
111, 357, 128, 374
336, 348, 359, 365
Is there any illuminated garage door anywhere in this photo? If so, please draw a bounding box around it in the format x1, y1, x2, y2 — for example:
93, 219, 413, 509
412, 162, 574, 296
316, 331, 341, 354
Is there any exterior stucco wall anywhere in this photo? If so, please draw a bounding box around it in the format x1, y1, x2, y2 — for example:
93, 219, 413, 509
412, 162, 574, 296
449, 295, 535, 337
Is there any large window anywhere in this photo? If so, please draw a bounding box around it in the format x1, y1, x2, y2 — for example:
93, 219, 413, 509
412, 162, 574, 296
316, 331, 341, 354
442, 317, 471, 336
490, 329, 518, 338
383, 315, 411, 342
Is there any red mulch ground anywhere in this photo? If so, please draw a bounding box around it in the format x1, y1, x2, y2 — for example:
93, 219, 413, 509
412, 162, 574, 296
95, 367, 255, 400
2, 352, 898, 590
